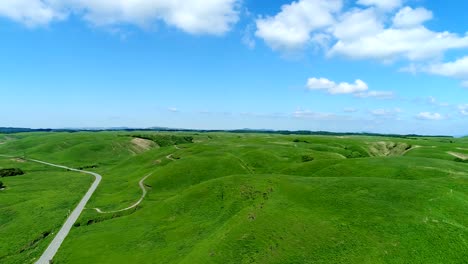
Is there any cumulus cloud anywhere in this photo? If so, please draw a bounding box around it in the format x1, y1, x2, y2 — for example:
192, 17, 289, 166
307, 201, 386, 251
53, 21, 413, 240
0, 0, 240, 35
416, 112, 444, 120
0, 0, 65, 27
426, 56, 468, 83
307, 77, 368, 94
329, 8, 468, 61
255, 0, 342, 51
256, 0, 468, 66
392, 7, 432, 28
306, 77, 394, 99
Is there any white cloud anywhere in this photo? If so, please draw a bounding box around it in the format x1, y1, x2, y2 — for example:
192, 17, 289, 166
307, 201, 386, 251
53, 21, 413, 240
416, 112, 444, 120
426, 56, 468, 80
462, 81, 468, 88
0, 0, 65, 27
0, 0, 240, 35
393, 7, 432, 28
357, 0, 402, 10
329, 7, 468, 61
256, 1, 468, 66
306, 77, 394, 99
307, 77, 368, 94
255, 0, 342, 51
332, 8, 383, 41
168, 107, 179, 112
459, 105, 468, 116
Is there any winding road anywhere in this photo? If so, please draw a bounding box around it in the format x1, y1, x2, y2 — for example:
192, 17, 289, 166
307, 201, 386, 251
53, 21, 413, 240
0, 149, 179, 263
30, 159, 102, 264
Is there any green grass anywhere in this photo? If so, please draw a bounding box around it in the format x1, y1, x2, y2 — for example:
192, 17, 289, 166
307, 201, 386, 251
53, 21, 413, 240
0, 158, 92, 264
0, 132, 467, 263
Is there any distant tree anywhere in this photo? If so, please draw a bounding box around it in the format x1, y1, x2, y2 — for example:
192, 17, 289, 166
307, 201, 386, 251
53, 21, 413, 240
130, 134, 193, 147
0, 168, 24, 177
0, 181, 4, 189
302, 155, 314, 162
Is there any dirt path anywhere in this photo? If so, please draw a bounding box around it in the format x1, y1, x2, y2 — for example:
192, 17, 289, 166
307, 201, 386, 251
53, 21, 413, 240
448, 151, 468, 160
93, 173, 152, 214
402, 145, 421, 155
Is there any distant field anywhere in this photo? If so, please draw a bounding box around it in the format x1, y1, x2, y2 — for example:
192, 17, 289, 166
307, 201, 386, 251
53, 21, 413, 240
0, 132, 467, 263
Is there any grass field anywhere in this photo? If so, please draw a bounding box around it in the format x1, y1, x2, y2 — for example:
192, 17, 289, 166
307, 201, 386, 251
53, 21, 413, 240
0, 132, 467, 263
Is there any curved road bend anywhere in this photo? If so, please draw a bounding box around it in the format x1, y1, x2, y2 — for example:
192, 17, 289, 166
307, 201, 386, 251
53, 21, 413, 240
30, 159, 102, 264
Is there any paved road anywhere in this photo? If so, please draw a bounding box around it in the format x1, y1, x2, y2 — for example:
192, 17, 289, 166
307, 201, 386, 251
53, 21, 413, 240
94, 173, 152, 214
31, 159, 102, 264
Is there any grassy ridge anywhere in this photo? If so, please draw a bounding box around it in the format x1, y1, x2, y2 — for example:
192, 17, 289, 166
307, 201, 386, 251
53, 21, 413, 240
0, 132, 467, 263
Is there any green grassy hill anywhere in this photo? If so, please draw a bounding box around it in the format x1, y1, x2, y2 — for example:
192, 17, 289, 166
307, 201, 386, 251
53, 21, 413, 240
0, 132, 467, 263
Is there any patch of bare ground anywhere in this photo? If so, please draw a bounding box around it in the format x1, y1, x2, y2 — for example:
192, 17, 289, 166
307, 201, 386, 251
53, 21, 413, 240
166, 154, 177, 161
447, 152, 468, 160
271, 141, 294, 145
11, 158, 26, 163
131, 138, 158, 154
368, 141, 414, 157
0, 136, 13, 144
402, 145, 421, 155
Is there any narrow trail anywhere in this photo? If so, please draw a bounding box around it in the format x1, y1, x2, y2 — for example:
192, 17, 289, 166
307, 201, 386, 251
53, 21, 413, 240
94, 147, 180, 213
402, 145, 421, 155
92, 173, 152, 214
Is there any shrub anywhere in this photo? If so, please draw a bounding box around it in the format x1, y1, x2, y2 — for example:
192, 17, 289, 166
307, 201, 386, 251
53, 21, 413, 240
0, 168, 24, 177
130, 134, 193, 147
302, 155, 315, 162
454, 158, 468, 163
0, 181, 4, 188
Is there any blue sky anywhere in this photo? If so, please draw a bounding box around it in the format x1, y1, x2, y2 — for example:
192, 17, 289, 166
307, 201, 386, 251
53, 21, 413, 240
0, 0, 467, 135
